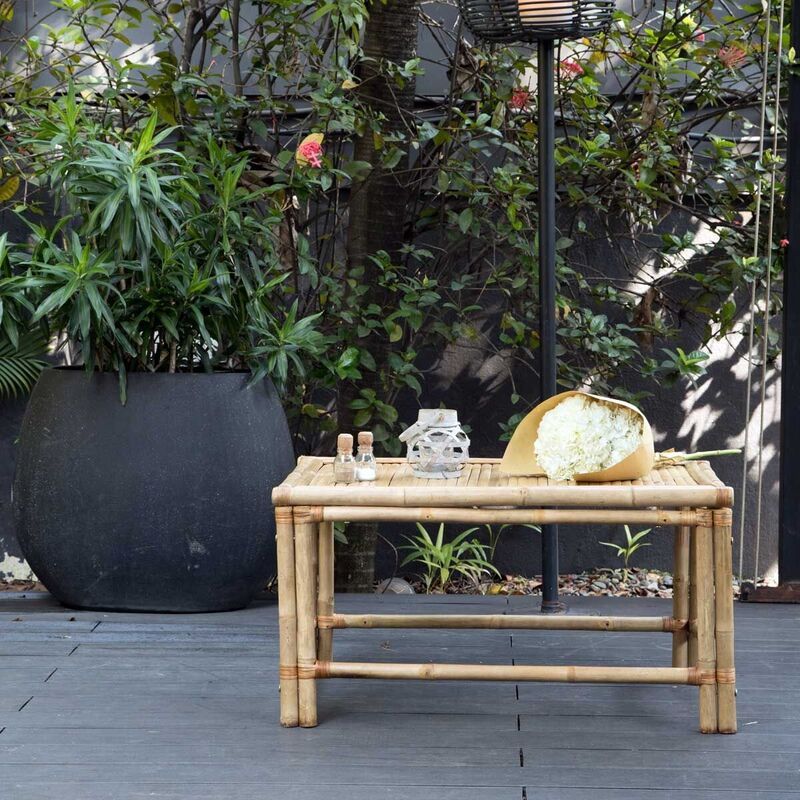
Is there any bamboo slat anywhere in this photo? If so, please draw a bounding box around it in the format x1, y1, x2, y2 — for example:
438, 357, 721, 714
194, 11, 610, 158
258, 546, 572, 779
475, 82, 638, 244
317, 521, 334, 663
388, 463, 413, 486
279, 457, 325, 491
323, 613, 682, 632
694, 524, 718, 733
275, 484, 731, 508
315, 506, 709, 526
688, 522, 698, 669
714, 509, 737, 734
310, 465, 335, 486
389, 463, 418, 488
317, 662, 699, 685
275, 508, 298, 728
649, 468, 665, 485
672, 517, 690, 668
661, 466, 677, 486
294, 511, 318, 728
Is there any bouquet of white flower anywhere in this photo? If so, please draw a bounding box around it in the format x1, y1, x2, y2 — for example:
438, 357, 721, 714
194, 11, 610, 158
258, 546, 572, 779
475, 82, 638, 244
534, 394, 644, 481
501, 391, 655, 481
500, 390, 739, 482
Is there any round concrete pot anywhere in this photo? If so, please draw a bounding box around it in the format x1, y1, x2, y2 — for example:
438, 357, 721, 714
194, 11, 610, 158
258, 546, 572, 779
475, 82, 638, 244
12, 369, 295, 612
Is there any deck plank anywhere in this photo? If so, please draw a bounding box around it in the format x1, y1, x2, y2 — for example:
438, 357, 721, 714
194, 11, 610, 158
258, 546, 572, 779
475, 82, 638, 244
1, 592, 799, 799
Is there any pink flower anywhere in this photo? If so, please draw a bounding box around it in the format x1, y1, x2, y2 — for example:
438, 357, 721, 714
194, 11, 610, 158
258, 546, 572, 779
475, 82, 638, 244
296, 134, 324, 168
559, 59, 584, 78
780, 238, 790, 248
509, 89, 530, 110
718, 45, 746, 69
694, 30, 705, 43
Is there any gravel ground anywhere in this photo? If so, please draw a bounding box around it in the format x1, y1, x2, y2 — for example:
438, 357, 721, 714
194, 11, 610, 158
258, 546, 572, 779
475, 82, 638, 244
409, 568, 767, 598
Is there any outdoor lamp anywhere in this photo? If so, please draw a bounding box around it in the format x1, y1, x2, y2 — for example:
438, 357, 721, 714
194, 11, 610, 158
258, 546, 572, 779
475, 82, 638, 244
457, 0, 614, 612
458, 0, 614, 41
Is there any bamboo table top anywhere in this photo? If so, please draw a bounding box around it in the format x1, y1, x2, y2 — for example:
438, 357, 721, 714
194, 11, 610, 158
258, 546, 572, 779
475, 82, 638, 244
272, 457, 733, 509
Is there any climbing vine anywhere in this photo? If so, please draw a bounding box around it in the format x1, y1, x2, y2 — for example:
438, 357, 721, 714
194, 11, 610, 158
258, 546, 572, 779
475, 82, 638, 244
0, 0, 788, 447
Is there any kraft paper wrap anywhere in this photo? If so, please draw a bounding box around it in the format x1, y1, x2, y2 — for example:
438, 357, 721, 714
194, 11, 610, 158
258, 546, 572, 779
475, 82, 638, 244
499, 390, 655, 481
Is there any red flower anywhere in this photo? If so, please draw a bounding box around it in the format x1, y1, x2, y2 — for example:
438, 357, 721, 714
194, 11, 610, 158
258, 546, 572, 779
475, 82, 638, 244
509, 89, 530, 110
718, 46, 746, 69
296, 134, 324, 168
780, 238, 790, 248
559, 59, 584, 78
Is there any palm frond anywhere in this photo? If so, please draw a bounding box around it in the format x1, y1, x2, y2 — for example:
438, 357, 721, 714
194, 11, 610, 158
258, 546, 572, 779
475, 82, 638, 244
0, 331, 48, 398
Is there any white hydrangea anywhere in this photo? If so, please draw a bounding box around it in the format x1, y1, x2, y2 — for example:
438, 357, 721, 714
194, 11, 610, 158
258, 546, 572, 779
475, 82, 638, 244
534, 395, 643, 481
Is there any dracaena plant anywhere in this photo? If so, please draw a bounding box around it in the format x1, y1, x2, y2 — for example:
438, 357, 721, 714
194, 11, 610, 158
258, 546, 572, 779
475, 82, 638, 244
15, 91, 327, 400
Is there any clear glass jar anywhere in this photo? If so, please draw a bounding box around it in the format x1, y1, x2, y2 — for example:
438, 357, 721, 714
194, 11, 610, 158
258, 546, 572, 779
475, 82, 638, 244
355, 431, 377, 481
333, 433, 356, 483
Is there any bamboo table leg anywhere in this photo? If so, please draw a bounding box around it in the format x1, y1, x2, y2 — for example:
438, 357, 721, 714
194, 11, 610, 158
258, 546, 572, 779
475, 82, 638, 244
317, 521, 335, 663
294, 507, 319, 727
672, 521, 690, 668
714, 508, 737, 733
693, 523, 718, 733
276, 507, 299, 727
688, 524, 698, 669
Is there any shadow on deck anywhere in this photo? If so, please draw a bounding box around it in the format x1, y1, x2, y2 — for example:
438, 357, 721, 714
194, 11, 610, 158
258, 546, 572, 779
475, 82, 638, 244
1, 592, 798, 799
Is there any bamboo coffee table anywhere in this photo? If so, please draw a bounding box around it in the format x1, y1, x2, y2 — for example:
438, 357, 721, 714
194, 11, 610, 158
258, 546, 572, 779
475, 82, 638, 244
272, 457, 737, 733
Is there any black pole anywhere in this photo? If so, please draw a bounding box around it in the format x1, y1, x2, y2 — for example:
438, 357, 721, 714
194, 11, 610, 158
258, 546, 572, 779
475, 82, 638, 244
537, 39, 563, 613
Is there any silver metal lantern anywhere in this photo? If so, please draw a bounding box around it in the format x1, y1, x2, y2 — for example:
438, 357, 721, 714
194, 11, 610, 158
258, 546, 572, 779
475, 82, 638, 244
399, 409, 470, 479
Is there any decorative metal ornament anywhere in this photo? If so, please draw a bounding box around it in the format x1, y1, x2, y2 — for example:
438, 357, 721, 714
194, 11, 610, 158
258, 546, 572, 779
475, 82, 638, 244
399, 409, 470, 479
457, 0, 614, 42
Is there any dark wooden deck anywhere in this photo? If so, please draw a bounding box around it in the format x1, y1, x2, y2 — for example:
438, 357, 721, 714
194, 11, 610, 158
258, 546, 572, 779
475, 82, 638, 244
1, 592, 798, 799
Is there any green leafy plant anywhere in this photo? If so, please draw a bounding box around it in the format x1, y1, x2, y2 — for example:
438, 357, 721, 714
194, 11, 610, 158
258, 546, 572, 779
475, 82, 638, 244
11, 95, 328, 400
0, 331, 47, 397
599, 525, 654, 581
472, 523, 541, 564
0, 233, 46, 397
400, 523, 500, 594
0, 0, 784, 433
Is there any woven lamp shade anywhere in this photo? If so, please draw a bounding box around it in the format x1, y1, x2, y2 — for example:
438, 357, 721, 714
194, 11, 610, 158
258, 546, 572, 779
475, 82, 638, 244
457, 0, 615, 42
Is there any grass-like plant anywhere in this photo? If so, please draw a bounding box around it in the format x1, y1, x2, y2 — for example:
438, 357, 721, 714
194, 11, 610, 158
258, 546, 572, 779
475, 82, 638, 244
400, 523, 500, 594
599, 525, 653, 582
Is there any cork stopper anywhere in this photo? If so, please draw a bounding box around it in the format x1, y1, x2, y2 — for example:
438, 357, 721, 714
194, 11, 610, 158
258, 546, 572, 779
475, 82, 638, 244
337, 433, 353, 454
357, 431, 373, 447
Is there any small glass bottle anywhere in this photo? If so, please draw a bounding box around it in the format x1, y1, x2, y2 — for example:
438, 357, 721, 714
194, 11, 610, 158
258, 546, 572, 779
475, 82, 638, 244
355, 431, 377, 482
333, 433, 355, 484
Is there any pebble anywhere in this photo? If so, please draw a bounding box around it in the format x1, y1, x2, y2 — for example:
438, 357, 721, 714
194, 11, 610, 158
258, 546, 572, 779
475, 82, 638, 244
407, 567, 686, 598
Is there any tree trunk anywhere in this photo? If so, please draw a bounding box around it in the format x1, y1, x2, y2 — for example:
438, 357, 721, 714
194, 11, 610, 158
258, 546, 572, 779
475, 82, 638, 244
347, 0, 419, 265
335, 0, 420, 593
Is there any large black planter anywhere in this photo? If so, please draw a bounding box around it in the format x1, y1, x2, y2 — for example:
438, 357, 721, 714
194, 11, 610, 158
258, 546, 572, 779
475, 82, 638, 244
12, 369, 295, 612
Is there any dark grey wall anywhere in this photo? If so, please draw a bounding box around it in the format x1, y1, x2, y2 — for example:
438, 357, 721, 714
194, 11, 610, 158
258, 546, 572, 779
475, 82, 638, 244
0, 397, 29, 579
0, 0, 780, 584
370, 322, 780, 583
